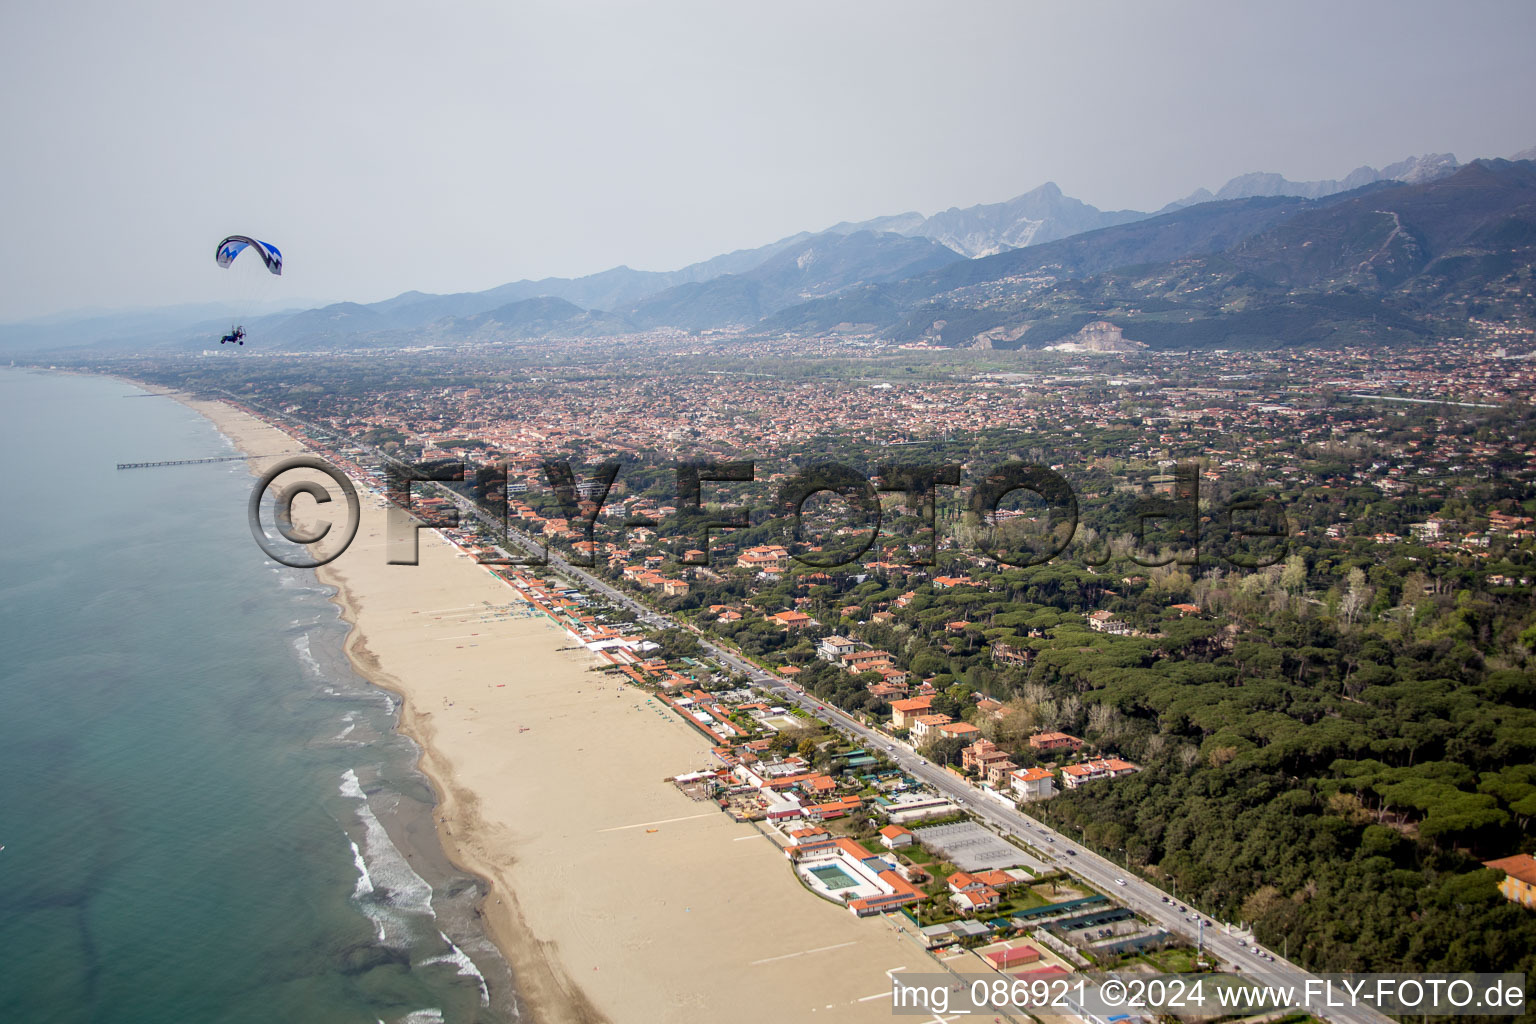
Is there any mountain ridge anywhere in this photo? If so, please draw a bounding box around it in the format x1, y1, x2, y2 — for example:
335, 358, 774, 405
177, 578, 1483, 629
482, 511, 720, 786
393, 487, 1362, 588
5, 147, 1532, 355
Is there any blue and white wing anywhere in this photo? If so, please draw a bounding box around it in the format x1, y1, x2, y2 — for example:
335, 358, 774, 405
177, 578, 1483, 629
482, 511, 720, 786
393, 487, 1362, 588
215, 235, 283, 275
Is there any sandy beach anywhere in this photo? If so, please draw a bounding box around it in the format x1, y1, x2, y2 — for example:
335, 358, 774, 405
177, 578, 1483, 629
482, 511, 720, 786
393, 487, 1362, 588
184, 395, 944, 1024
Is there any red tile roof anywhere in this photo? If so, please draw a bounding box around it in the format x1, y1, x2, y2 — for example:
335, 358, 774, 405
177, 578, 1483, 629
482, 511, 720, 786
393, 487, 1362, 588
1485, 854, 1536, 885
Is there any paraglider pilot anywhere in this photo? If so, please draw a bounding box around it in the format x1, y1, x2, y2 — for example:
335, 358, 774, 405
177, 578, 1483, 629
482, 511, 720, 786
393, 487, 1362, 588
214, 235, 282, 348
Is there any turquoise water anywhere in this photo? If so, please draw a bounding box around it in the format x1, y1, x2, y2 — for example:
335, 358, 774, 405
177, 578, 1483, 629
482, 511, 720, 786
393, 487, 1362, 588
0, 370, 518, 1024
809, 864, 859, 890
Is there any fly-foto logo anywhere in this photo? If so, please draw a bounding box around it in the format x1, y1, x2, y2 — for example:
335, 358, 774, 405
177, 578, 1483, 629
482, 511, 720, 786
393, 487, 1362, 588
249, 455, 1290, 572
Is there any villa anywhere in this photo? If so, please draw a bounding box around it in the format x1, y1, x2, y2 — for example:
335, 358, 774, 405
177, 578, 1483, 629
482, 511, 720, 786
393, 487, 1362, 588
1028, 731, 1083, 754
981, 759, 1019, 787
1010, 766, 1056, 801
938, 721, 981, 741
817, 635, 859, 661
1087, 610, 1133, 635
1060, 758, 1140, 789
961, 739, 1012, 773
737, 545, 790, 573
908, 714, 954, 742
889, 696, 935, 730
948, 869, 1016, 914
1484, 854, 1536, 909
842, 649, 896, 673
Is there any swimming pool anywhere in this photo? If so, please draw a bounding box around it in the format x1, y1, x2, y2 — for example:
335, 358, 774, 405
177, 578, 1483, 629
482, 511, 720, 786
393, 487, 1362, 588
809, 863, 860, 890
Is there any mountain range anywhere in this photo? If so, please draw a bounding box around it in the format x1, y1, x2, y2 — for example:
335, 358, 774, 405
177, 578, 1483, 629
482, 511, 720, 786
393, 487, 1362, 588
5, 147, 1532, 355
860, 158, 1536, 351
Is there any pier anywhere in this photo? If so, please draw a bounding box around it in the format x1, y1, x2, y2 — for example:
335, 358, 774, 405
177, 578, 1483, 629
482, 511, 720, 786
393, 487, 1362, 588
116, 453, 288, 470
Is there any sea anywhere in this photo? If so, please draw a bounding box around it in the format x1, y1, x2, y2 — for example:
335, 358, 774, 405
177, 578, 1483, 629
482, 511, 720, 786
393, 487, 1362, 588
0, 368, 520, 1024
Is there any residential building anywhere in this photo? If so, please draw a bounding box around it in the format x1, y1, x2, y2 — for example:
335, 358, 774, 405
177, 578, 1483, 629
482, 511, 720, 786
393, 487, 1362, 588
737, 545, 790, 573
951, 886, 1000, 913
982, 759, 1019, 787
1060, 758, 1139, 789
890, 696, 935, 730
1087, 610, 1132, 635
842, 649, 896, 673
961, 739, 1012, 774
909, 714, 953, 743
1485, 854, 1536, 909
1028, 732, 1084, 754
1009, 766, 1056, 801
947, 869, 1016, 914
938, 720, 981, 741
817, 635, 859, 662
991, 641, 1030, 667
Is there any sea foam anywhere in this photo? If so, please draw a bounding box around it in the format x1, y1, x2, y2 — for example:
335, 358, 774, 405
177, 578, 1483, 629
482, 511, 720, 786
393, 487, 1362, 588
422, 931, 491, 1006
338, 768, 435, 946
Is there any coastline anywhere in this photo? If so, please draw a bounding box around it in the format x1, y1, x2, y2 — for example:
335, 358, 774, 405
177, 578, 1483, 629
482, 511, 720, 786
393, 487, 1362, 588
174, 392, 573, 1022
180, 391, 938, 1024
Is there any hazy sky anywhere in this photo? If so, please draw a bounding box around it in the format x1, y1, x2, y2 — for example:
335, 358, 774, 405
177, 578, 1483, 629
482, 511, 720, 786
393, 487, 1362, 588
2, 0, 1533, 320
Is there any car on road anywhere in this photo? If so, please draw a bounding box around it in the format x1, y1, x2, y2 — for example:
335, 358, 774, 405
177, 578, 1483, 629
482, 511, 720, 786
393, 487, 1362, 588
1066, 849, 1077, 856
1115, 878, 1127, 886
1251, 946, 1262, 954
1161, 895, 1169, 902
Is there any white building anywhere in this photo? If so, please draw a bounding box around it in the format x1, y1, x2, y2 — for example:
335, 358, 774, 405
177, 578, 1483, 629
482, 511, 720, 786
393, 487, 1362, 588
1009, 766, 1056, 801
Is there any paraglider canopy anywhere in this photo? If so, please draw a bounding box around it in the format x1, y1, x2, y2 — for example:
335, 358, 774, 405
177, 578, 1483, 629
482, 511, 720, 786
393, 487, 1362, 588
215, 235, 283, 275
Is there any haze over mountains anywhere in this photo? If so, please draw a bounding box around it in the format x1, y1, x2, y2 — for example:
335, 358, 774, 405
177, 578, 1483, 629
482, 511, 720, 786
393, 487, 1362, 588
1162, 152, 1461, 209
821, 181, 1146, 258
5, 148, 1532, 355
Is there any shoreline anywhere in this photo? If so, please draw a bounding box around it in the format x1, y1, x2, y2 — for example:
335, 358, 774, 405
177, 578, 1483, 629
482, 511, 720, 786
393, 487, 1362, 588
169, 390, 574, 1023
175, 389, 940, 1024
323, 580, 606, 1024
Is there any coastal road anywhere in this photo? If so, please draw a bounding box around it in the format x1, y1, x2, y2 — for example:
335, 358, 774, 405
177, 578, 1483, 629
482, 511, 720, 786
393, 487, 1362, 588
746, 680, 1394, 1024
278, 426, 1387, 1024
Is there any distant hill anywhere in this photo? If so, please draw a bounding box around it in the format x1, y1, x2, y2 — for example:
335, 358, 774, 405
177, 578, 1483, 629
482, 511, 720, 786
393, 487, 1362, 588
6, 147, 1531, 355
626, 230, 963, 329
440, 296, 634, 341
0, 303, 295, 355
